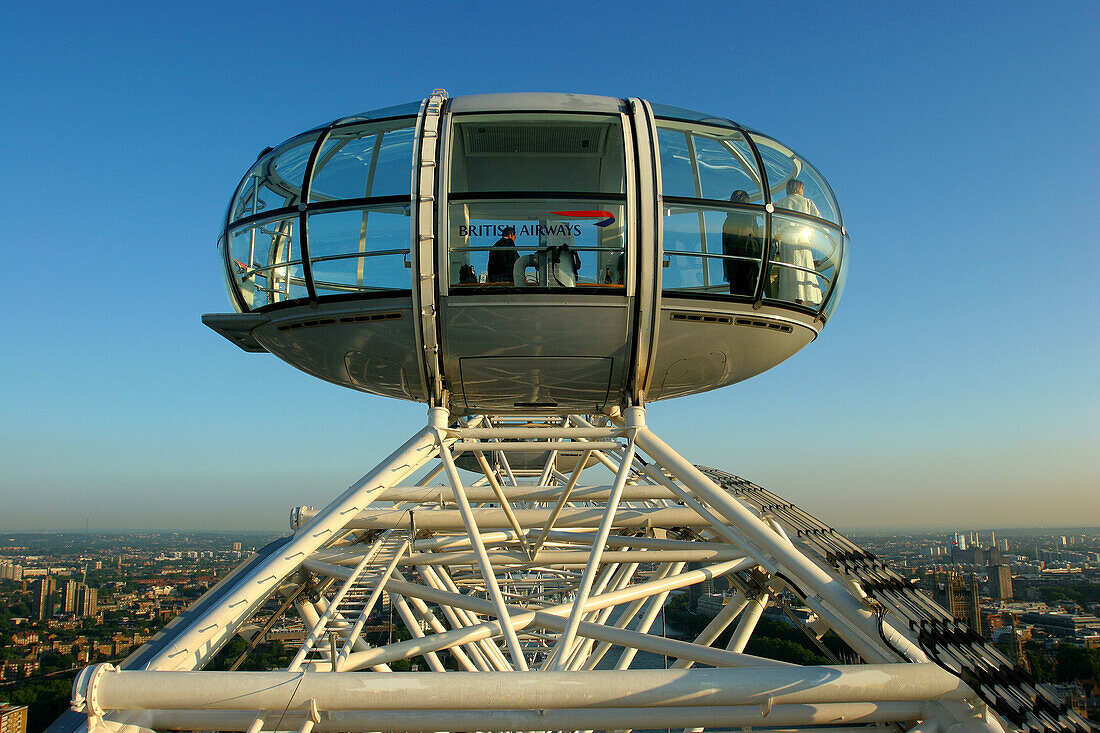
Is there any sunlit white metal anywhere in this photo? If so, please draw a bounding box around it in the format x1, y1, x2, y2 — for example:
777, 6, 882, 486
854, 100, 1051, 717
87, 704, 933, 733
68, 406, 1014, 733
83, 665, 972, 710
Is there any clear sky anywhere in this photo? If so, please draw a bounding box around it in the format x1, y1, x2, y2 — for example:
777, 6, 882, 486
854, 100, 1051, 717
1, 1, 1096, 533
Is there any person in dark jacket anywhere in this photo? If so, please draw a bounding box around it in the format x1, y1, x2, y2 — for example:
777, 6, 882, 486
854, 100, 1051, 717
721, 190, 761, 296
486, 225, 518, 283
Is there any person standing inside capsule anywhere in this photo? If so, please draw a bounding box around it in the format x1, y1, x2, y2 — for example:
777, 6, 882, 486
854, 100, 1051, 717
487, 225, 519, 284
721, 190, 761, 296
774, 179, 822, 305
775, 179, 820, 218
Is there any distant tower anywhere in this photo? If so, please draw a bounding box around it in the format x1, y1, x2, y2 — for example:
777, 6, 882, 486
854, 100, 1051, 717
76, 585, 98, 617
32, 576, 56, 620
231, 541, 242, 552
62, 579, 79, 614
989, 564, 1013, 600
932, 571, 981, 630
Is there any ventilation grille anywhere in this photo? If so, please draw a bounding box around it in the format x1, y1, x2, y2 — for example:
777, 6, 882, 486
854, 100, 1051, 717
670, 312, 732, 325
734, 317, 793, 333
465, 124, 606, 154
276, 312, 401, 332
668, 312, 794, 334
338, 312, 402, 324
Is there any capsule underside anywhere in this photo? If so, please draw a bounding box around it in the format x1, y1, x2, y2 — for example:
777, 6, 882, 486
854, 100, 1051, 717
204, 93, 848, 414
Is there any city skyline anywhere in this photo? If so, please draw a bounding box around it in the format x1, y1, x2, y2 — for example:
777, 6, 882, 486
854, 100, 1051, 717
2, 2, 1096, 532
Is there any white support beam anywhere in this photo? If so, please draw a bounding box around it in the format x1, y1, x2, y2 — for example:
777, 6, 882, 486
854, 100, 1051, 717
727, 591, 770, 653
315, 547, 749, 567
81, 665, 970, 711
312, 557, 778, 672
100, 702, 931, 733
633, 423, 926, 665
295, 506, 712, 531
378, 484, 677, 503
670, 591, 749, 670
614, 561, 686, 670
142, 424, 441, 671
436, 433, 530, 671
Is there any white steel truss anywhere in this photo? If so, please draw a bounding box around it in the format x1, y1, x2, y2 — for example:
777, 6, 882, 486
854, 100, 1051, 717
65, 407, 1087, 733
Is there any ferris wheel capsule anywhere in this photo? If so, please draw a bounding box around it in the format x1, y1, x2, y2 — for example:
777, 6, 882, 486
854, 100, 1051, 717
204, 92, 849, 413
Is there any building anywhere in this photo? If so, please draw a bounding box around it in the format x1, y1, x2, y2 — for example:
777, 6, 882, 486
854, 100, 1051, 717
0, 561, 23, 581
989, 564, 1013, 600
0, 702, 29, 733
10, 631, 37, 646
0, 660, 39, 681
951, 545, 1003, 566
932, 571, 981, 631
31, 576, 56, 620
1019, 612, 1100, 638
62, 580, 99, 617
62, 578, 79, 614
77, 584, 98, 617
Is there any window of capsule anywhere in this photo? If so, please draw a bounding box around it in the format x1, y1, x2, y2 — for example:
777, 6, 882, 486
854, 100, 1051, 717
220, 101, 848, 317
225, 117, 418, 310
751, 134, 844, 313
445, 112, 628, 291
653, 114, 846, 316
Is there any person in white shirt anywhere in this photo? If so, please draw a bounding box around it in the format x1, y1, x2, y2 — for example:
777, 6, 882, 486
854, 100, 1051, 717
774, 178, 821, 218
773, 179, 822, 305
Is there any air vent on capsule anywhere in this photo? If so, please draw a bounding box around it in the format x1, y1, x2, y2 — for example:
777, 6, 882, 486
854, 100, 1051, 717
338, 312, 402, 324
277, 312, 401, 332
669, 312, 733, 325
734, 318, 793, 333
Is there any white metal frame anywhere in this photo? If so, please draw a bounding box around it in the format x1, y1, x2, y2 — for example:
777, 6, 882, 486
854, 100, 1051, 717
70, 407, 1040, 732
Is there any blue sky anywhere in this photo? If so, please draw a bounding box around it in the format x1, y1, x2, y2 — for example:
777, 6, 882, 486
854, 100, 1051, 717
1, 1, 1096, 532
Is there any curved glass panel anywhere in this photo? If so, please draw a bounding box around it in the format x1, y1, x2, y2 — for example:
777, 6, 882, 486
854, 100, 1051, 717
307, 206, 412, 295
662, 203, 765, 296
657, 123, 762, 203
218, 234, 244, 313
821, 233, 849, 320
447, 200, 625, 288
693, 134, 762, 202
765, 213, 841, 311
229, 214, 306, 308
750, 135, 840, 224
656, 128, 695, 198
651, 103, 740, 130
335, 101, 421, 125
310, 121, 416, 202
230, 134, 320, 223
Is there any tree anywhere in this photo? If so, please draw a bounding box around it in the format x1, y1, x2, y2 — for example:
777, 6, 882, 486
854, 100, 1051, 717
1054, 645, 1100, 684
745, 637, 829, 665
8, 676, 76, 733
1026, 651, 1053, 683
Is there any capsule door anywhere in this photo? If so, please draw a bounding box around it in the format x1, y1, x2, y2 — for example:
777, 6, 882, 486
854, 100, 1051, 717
437, 107, 637, 415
